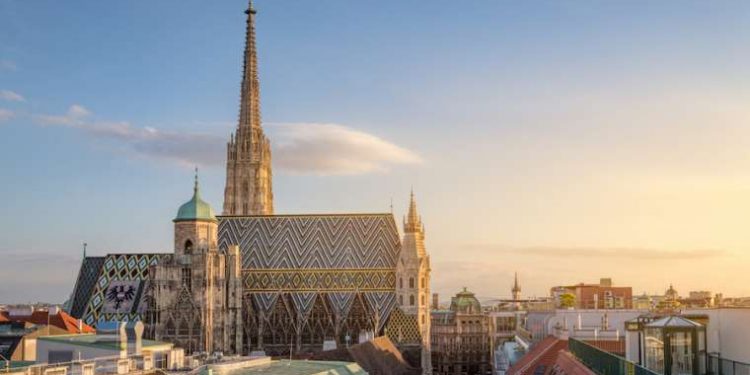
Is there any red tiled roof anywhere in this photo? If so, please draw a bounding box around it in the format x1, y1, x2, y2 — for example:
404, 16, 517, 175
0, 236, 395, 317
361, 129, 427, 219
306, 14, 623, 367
0, 312, 9, 322
508, 336, 568, 375
5, 310, 94, 334
546, 351, 596, 375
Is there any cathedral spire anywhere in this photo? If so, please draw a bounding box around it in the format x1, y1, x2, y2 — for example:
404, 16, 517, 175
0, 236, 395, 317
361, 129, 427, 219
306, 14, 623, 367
223, 0, 274, 216
239, 0, 261, 133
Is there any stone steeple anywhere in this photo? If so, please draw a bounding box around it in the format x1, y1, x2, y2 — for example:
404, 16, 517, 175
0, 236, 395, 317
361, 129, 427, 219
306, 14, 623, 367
512, 272, 521, 300
223, 0, 274, 216
404, 189, 425, 235
397, 190, 432, 375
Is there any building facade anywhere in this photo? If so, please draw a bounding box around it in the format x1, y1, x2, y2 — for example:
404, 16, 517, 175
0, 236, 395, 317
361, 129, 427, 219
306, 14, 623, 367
551, 278, 633, 310
145, 175, 243, 355
431, 288, 494, 375
395, 191, 432, 374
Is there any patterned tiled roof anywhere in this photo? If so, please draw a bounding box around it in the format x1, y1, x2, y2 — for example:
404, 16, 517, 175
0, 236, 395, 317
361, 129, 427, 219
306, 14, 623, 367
69, 256, 106, 319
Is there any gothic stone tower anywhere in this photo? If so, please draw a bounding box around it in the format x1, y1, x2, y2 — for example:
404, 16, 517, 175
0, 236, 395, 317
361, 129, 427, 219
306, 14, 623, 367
512, 272, 522, 309
397, 190, 432, 375
223, 0, 273, 216
148, 174, 243, 354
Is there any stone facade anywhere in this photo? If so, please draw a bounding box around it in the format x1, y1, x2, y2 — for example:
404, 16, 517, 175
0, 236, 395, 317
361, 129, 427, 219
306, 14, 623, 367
146, 180, 243, 355
223, 1, 273, 216
431, 289, 494, 375
395, 191, 432, 374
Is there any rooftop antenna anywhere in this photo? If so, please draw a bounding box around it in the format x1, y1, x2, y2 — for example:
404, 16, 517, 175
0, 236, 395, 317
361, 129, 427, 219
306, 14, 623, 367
390, 197, 393, 214
82, 242, 87, 258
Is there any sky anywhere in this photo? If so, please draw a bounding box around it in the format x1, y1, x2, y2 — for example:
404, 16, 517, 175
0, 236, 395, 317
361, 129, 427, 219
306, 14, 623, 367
1, 0, 750, 304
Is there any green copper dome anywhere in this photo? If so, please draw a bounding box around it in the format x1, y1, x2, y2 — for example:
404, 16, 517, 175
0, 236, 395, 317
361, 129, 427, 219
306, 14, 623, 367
174, 172, 217, 223
450, 287, 482, 314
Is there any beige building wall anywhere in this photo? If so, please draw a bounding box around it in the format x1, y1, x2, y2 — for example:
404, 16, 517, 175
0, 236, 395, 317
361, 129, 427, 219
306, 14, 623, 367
396, 191, 432, 375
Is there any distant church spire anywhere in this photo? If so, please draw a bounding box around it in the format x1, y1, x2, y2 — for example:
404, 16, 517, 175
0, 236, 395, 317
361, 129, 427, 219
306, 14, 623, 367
223, 0, 274, 215
512, 272, 522, 301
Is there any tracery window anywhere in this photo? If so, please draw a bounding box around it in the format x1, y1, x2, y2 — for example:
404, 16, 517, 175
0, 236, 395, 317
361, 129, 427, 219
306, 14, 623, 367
182, 268, 192, 290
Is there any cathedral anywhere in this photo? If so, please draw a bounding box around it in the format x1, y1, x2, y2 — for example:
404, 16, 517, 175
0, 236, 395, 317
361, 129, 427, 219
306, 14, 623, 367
67, 0, 431, 369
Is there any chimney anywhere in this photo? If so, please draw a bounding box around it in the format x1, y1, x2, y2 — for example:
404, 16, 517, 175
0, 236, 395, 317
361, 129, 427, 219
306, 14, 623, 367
432, 293, 439, 310
125, 321, 144, 356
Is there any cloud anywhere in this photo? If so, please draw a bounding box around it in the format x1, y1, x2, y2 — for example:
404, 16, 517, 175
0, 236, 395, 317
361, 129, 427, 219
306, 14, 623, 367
462, 244, 726, 260
0, 60, 17, 72
272, 123, 422, 175
0, 108, 13, 122
0, 90, 24, 102
32, 107, 422, 173
34, 105, 225, 166
34, 104, 90, 125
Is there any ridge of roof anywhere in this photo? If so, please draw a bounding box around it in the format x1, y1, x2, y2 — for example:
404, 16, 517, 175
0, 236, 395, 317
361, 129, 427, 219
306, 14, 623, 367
508, 336, 567, 375
4, 310, 94, 334
218, 213, 394, 218
547, 350, 596, 375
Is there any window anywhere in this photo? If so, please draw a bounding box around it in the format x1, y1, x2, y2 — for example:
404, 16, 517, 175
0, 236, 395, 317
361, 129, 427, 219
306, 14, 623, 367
409, 278, 414, 288
399, 295, 403, 305
182, 268, 192, 290
184, 240, 193, 254
410, 295, 415, 306
421, 277, 425, 288
399, 278, 403, 289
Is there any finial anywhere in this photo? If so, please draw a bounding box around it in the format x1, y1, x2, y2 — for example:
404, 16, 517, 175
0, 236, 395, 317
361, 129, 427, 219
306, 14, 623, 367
194, 167, 199, 195
246, 0, 256, 15
390, 197, 393, 214
83, 242, 87, 259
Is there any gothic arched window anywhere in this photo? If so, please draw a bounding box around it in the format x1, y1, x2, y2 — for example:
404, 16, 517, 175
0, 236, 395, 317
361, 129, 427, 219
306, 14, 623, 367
399, 278, 403, 289
184, 240, 193, 254
410, 295, 415, 306
399, 295, 403, 305
421, 277, 425, 288
409, 278, 415, 288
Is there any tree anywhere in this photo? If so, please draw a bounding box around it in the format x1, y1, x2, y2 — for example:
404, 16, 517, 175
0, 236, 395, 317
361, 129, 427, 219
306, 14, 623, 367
560, 293, 576, 309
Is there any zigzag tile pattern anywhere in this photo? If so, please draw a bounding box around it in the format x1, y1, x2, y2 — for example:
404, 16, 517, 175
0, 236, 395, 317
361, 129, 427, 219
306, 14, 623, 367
218, 214, 400, 269
220, 214, 401, 344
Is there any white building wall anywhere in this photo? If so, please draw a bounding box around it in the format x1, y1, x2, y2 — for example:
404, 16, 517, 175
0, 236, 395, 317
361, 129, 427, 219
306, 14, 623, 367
545, 309, 646, 340
36, 339, 120, 364
684, 308, 750, 363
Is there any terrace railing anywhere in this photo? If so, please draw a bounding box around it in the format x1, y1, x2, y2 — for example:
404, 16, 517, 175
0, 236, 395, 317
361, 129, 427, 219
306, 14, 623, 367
707, 354, 750, 375
569, 338, 660, 375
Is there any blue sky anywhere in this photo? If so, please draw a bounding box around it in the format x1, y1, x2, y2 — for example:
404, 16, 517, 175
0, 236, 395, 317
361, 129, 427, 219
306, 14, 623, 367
2, 0, 750, 303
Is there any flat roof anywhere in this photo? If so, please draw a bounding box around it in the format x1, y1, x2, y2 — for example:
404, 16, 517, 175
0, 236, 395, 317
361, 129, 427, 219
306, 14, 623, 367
37, 334, 172, 351
216, 360, 366, 375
